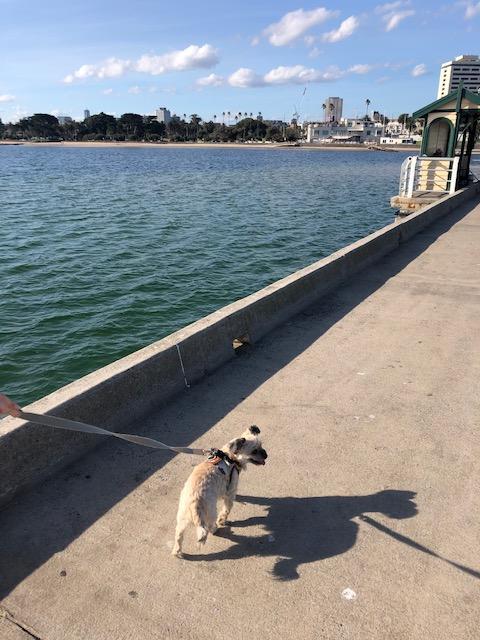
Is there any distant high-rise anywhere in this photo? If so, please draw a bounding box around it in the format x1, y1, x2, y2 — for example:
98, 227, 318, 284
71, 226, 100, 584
325, 97, 343, 123
437, 55, 480, 98
84, 109, 91, 120
58, 116, 73, 125
155, 107, 171, 124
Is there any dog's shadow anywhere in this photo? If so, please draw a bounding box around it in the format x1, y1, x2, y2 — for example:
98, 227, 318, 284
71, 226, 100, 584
183, 490, 480, 582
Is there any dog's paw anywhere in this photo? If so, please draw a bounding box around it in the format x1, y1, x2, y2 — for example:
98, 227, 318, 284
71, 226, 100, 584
171, 549, 184, 559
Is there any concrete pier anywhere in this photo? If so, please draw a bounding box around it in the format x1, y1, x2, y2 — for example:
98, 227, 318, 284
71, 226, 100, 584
1, 189, 480, 639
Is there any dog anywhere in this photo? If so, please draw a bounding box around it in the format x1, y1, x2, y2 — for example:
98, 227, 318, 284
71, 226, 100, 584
172, 425, 267, 557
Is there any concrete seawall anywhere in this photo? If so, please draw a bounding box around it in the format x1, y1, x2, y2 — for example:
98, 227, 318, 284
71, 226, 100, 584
1, 181, 480, 508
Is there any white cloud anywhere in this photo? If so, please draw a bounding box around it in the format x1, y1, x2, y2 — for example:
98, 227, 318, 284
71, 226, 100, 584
135, 44, 218, 75
228, 68, 265, 88
375, 1, 415, 30
196, 73, 224, 87
308, 47, 322, 58
128, 85, 141, 94
103, 88, 113, 95
263, 7, 338, 46
0, 94, 15, 102
322, 16, 359, 42
250, 35, 260, 46
375, 1, 405, 13
411, 63, 427, 77
265, 64, 343, 84
63, 44, 218, 83
227, 64, 352, 88
384, 9, 415, 30
64, 58, 130, 83
304, 35, 317, 46
465, 2, 480, 18
349, 64, 373, 74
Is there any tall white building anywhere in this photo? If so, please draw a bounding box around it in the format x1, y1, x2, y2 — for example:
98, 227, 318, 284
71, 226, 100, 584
155, 107, 171, 124
324, 97, 343, 123
437, 55, 480, 98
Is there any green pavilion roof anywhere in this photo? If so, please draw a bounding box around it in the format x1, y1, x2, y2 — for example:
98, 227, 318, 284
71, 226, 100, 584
413, 86, 480, 120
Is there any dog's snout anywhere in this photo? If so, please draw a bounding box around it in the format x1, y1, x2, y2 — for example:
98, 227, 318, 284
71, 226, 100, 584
261, 449, 267, 459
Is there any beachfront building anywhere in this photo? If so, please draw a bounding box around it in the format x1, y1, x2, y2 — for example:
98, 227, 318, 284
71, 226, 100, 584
379, 136, 416, 145
437, 55, 480, 98
156, 107, 171, 124
324, 97, 343, 123
57, 116, 73, 125
84, 109, 90, 120
385, 120, 407, 136
306, 119, 383, 144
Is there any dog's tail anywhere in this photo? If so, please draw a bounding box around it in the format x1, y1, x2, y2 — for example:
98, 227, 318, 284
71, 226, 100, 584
190, 503, 209, 545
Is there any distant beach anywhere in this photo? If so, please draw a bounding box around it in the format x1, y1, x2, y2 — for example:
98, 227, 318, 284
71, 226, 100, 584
0, 140, 420, 151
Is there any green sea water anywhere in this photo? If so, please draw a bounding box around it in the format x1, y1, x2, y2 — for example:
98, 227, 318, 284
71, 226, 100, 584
1, 146, 411, 405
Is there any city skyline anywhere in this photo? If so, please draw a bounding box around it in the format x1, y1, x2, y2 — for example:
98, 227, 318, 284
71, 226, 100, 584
1, 1, 480, 124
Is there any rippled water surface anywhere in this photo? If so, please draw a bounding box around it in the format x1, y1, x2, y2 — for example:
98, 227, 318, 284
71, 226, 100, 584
1, 146, 409, 404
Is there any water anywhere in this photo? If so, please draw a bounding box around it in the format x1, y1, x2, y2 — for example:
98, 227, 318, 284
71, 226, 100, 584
1, 146, 410, 405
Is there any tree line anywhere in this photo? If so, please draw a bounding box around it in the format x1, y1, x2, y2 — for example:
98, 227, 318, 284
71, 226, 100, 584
0, 112, 300, 143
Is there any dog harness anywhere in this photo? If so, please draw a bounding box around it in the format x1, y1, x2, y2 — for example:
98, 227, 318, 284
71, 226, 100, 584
207, 449, 240, 488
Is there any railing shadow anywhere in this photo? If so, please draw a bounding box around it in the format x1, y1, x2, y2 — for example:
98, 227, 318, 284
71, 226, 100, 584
0, 196, 478, 599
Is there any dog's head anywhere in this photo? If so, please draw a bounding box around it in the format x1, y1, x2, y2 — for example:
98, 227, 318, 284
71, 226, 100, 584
223, 425, 267, 468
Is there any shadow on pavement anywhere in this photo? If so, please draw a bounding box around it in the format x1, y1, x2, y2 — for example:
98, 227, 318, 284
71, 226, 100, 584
186, 490, 480, 582
185, 489, 418, 579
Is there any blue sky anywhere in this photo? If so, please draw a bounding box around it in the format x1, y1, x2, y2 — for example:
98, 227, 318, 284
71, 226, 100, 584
0, 0, 479, 123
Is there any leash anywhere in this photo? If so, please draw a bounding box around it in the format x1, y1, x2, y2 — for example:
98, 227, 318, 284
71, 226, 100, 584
10, 410, 209, 456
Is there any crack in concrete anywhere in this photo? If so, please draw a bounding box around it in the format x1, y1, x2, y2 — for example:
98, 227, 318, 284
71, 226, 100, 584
0, 606, 44, 640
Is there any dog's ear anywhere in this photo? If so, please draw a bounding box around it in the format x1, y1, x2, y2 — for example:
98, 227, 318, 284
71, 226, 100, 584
229, 437, 246, 454
249, 425, 261, 435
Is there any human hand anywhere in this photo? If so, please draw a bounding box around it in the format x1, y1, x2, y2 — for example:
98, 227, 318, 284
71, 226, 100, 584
0, 394, 21, 417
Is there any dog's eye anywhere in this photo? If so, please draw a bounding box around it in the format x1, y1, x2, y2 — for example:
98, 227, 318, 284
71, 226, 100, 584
251, 449, 258, 454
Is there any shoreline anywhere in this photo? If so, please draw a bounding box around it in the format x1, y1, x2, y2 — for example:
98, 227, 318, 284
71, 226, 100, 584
0, 140, 421, 151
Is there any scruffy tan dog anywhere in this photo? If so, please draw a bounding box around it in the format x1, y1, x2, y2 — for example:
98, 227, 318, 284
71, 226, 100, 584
172, 425, 267, 557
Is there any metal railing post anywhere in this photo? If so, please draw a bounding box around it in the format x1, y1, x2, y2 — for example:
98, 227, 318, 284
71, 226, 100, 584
407, 156, 417, 197
449, 157, 459, 194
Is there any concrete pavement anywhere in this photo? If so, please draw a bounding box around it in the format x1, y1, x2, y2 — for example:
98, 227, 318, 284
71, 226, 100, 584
1, 196, 480, 639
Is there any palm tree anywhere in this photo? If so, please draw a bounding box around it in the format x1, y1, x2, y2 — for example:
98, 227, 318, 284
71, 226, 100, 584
322, 103, 327, 123
329, 103, 335, 123
213, 114, 217, 123
222, 111, 225, 125
227, 111, 231, 125
249, 112, 253, 118
365, 98, 371, 119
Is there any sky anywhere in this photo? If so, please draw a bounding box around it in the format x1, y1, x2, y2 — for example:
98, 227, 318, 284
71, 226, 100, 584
0, 0, 479, 123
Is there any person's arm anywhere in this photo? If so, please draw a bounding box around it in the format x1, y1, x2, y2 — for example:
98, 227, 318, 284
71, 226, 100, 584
0, 394, 21, 417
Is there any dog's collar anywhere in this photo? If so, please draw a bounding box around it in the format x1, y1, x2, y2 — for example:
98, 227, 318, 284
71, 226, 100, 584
207, 449, 241, 481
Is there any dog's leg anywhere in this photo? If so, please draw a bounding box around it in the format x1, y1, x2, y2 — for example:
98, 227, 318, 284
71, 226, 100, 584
217, 469, 239, 527
172, 517, 188, 558
217, 479, 238, 526
202, 499, 218, 540
216, 495, 234, 527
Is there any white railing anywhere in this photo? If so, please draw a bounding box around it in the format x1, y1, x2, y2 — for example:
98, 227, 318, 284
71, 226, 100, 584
399, 156, 460, 197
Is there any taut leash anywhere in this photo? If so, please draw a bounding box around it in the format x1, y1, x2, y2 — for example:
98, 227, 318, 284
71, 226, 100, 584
10, 410, 208, 456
